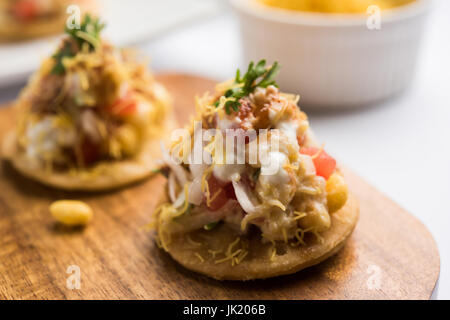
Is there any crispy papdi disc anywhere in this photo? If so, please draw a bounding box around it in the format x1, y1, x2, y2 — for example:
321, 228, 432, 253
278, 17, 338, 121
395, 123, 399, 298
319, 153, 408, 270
161, 194, 359, 280
0, 15, 66, 42
2, 115, 177, 191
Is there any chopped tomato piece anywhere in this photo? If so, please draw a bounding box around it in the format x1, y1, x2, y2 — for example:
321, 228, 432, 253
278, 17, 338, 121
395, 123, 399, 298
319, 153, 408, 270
12, 0, 38, 21
300, 147, 336, 180
297, 134, 306, 147
206, 175, 232, 211
107, 90, 137, 117
224, 183, 237, 200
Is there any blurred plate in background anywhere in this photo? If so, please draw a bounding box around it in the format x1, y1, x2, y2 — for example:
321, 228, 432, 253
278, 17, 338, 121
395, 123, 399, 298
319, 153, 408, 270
0, 0, 221, 87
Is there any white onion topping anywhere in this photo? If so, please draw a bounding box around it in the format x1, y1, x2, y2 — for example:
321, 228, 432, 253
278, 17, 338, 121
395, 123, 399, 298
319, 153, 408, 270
167, 172, 177, 203
232, 179, 259, 214
161, 143, 188, 186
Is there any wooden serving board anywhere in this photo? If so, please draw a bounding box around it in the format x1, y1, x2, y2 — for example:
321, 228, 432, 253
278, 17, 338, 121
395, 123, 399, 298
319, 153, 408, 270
0, 74, 440, 300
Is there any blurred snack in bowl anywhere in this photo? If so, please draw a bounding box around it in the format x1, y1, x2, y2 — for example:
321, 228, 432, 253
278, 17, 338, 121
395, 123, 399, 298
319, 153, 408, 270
0, 0, 99, 42
259, 0, 416, 13
231, 0, 431, 109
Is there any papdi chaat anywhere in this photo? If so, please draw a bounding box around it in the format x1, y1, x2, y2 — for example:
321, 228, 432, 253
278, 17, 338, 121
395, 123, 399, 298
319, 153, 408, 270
2, 15, 175, 191
152, 61, 358, 280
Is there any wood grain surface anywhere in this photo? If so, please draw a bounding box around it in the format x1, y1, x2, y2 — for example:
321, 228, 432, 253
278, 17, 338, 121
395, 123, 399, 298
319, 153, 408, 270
0, 73, 440, 300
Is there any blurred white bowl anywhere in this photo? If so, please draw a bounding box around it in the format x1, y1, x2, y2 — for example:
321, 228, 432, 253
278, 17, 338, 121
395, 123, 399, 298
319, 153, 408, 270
230, 0, 431, 109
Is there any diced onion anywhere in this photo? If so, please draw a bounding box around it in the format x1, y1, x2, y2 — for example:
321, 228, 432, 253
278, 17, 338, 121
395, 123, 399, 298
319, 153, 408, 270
161, 143, 188, 186
299, 154, 316, 176
172, 187, 186, 209
168, 172, 177, 203
189, 163, 207, 180
232, 179, 259, 214
188, 177, 203, 205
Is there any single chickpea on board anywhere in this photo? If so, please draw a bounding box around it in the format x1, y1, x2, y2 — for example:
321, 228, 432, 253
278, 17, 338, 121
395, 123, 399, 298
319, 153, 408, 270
50, 200, 93, 227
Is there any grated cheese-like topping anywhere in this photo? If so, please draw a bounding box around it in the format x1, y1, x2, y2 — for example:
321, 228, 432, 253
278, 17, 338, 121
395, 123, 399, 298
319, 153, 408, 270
215, 249, 242, 265
270, 241, 277, 262
292, 228, 307, 246
234, 250, 248, 265
227, 237, 241, 256
214, 237, 246, 266
201, 165, 214, 204
267, 199, 286, 211
282, 228, 288, 244
186, 235, 202, 247
207, 189, 221, 208
194, 253, 205, 263
208, 249, 222, 259
294, 211, 307, 220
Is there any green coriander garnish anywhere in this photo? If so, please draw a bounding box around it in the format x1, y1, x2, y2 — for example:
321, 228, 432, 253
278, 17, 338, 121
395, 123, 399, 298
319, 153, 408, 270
220, 60, 281, 114
51, 14, 105, 75
51, 41, 74, 75
252, 168, 261, 182
204, 221, 220, 231
65, 14, 105, 50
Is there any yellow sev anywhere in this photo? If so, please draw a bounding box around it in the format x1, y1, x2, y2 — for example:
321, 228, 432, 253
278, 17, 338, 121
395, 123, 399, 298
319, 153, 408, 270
271, 96, 289, 124
311, 143, 326, 159
187, 235, 202, 247
214, 237, 248, 266
208, 249, 222, 258
201, 165, 214, 206
194, 253, 205, 263
195, 93, 217, 117
270, 246, 277, 261
150, 183, 191, 251
294, 211, 307, 220
267, 199, 286, 211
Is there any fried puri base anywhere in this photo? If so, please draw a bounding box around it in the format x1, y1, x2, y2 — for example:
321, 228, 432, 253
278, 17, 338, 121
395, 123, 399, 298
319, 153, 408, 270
0, 0, 99, 42
162, 194, 359, 280
0, 15, 66, 42
1, 115, 177, 191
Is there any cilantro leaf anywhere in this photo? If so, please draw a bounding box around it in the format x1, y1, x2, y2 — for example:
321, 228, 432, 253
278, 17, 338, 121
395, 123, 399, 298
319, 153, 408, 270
65, 14, 105, 50
51, 41, 75, 75
252, 168, 261, 182
217, 60, 281, 114
51, 14, 105, 75
204, 221, 220, 231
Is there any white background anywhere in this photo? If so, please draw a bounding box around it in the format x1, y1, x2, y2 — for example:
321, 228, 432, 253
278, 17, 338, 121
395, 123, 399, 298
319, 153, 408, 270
0, 0, 448, 299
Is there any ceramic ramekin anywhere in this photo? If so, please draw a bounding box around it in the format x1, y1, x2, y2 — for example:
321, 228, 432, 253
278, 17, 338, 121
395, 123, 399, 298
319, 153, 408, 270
230, 0, 431, 109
